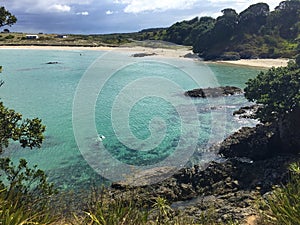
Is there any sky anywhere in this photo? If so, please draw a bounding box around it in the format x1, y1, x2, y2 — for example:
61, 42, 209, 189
0, 0, 284, 34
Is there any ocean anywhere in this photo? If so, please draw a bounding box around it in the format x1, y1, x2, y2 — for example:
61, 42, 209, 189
0, 49, 261, 190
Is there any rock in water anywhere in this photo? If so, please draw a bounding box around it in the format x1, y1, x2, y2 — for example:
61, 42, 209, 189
185, 86, 243, 98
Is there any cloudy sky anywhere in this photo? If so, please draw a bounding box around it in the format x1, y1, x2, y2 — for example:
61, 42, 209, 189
0, 0, 283, 34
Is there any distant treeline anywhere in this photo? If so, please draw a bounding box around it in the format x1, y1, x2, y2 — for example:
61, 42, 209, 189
134, 0, 300, 60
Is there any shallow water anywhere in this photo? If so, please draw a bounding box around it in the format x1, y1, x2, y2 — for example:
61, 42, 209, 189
0, 49, 261, 190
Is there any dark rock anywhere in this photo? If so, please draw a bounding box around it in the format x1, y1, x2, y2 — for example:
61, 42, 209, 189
108, 108, 300, 224
233, 104, 260, 119
132, 53, 156, 57
216, 124, 281, 161
218, 107, 300, 160
185, 86, 243, 98
278, 108, 300, 153
183, 53, 200, 59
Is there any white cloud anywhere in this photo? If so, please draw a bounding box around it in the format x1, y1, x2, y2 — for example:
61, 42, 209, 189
114, 0, 198, 13
49, 4, 71, 13
208, 0, 283, 11
5, 0, 93, 13
114, 0, 283, 14
77, 11, 89, 16
106, 10, 114, 15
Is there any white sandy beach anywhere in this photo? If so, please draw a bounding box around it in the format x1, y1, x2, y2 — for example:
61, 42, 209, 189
0, 45, 193, 59
0, 45, 290, 68
216, 58, 290, 68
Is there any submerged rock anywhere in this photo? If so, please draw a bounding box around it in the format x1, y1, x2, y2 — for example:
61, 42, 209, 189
132, 53, 157, 57
185, 86, 243, 98
46, 61, 60, 64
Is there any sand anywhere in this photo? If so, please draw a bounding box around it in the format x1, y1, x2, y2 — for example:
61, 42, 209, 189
0, 45, 193, 59
216, 58, 290, 68
0, 45, 290, 68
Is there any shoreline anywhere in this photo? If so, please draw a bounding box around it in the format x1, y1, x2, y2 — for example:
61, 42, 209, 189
0, 45, 290, 67
214, 58, 289, 68
0, 45, 193, 59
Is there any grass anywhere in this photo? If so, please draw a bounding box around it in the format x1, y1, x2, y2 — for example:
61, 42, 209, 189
259, 162, 300, 225
0, 32, 190, 50
4, 159, 300, 225
0, 32, 129, 47
0, 189, 57, 225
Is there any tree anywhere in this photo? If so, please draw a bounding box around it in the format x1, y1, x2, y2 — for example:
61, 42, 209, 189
0, 6, 17, 27
0, 102, 46, 153
214, 8, 238, 39
164, 18, 199, 45
244, 61, 300, 123
0, 73, 56, 222
238, 3, 270, 34
0, 10, 57, 223
0, 7, 44, 152
296, 54, 300, 66
267, 0, 300, 39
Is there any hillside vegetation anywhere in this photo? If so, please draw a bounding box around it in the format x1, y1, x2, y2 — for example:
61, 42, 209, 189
1, 1, 298, 61
157, 0, 300, 60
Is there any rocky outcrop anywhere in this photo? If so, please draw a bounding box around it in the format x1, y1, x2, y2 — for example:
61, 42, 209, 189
216, 124, 281, 161
219, 108, 300, 160
110, 154, 299, 223
185, 86, 243, 98
233, 104, 260, 119
109, 108, 300, 224
183, 53, 200, 59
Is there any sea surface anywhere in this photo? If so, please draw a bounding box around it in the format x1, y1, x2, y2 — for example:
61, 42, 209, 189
0, 49, 261, 190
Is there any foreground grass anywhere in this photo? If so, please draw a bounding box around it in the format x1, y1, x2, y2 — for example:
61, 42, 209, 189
259, 162, 300, 225
1, 162, 300, 224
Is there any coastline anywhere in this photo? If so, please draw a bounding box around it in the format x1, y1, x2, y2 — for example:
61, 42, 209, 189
215, 58, 289, 68
0, 45, 193, 59
0, 45, 290, 67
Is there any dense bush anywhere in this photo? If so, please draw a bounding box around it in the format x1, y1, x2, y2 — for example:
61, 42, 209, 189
160, 1, 299, 60
244, 60, 300, 123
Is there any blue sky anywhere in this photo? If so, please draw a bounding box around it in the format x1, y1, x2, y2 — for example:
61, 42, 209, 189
0, 0, 283, 34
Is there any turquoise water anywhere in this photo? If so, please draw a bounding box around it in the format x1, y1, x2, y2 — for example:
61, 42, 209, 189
0, 49, 261, 190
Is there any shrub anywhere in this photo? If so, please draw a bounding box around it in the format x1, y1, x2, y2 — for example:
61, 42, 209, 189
220, 52, 241, 60
245, 62, 300, 123
4, 34, 14, 39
